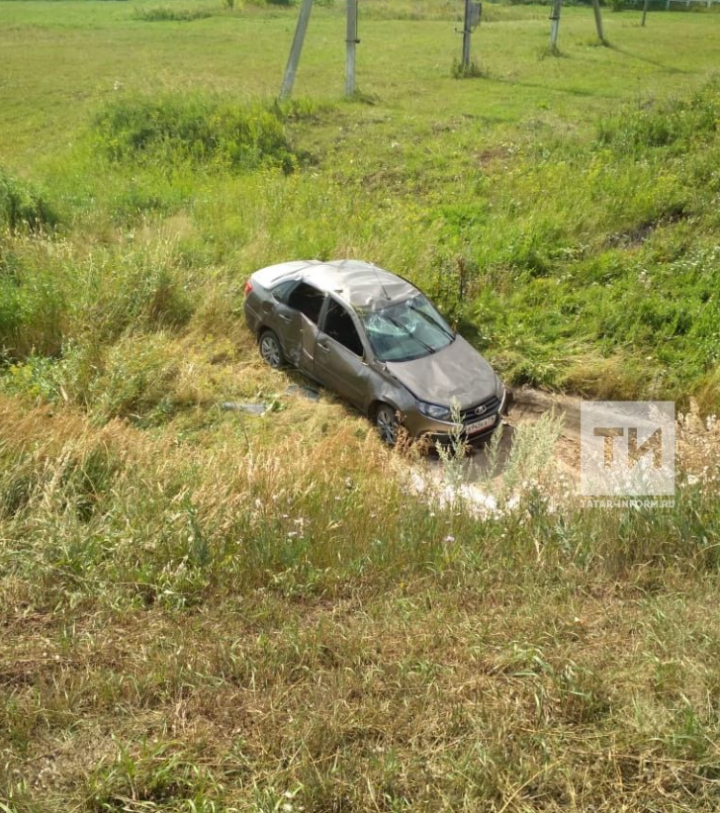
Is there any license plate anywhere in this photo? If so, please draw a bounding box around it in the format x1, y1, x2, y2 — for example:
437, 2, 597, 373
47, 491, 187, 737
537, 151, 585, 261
467, 415, 496, 435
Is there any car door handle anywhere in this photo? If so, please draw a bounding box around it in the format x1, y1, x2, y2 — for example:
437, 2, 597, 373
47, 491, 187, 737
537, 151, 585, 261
278, 314, 291, 323
317, 343, 330, 353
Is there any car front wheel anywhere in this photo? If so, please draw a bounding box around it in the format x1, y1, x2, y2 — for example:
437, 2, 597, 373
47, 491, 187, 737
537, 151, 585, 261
375, 403, 399, 446
259, 330, 284, 369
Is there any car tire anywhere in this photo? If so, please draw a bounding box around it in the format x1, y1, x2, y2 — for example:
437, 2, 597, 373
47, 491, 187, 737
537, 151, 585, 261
259, 330, 285, 369
375, 403, 399, 447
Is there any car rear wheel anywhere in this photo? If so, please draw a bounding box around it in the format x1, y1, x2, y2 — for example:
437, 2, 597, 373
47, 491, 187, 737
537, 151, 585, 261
375, 404, 398, 446
259, 330, 284, 369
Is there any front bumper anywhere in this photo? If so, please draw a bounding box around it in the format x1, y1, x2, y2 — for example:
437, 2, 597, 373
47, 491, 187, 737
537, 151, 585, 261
403, 388, 509, 445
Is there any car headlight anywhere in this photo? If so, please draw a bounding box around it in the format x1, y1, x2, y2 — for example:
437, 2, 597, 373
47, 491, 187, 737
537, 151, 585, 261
417, 401, 452, 421
494, 374, 505, 398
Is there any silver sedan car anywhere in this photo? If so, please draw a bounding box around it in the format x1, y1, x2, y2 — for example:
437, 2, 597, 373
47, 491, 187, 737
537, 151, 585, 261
244, 259, 507, 445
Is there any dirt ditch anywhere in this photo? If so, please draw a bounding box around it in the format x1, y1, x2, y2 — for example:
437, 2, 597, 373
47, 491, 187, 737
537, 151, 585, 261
409, 388, 584, 514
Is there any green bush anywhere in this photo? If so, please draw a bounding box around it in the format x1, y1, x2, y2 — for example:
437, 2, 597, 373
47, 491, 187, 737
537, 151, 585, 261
132, 6, 214, 22
93, 95, 298, 173
598, 80, 720, 153
0, 241, 195, 365
0, 167, 58, 233
0, 251, 65, 361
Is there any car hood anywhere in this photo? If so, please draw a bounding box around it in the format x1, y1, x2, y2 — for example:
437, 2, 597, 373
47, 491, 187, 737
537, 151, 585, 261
385, 336, 497, 409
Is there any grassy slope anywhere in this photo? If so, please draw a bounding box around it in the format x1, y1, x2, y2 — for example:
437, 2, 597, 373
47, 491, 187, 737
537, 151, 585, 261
3, 397, 720, 812
2, 2, 720, 811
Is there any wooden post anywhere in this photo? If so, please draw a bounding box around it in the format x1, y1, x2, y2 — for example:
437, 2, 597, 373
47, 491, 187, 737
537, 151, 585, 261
549, 0, 562, 52
591, 0, 606, 42
345, 0, 358, 96
642, 0, 650, 25
279, 0, 314, 101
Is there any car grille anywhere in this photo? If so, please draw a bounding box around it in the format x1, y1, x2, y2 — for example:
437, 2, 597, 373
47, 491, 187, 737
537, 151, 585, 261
461, 394, 501, 425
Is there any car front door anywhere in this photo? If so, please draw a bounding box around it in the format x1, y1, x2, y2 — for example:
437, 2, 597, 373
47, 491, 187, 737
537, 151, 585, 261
314, 297, 369, 408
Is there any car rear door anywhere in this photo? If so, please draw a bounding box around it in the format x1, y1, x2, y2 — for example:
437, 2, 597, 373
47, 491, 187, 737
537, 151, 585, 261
270, 281, 325, 371
314, 297, 370, 408
296, 312, 322, 374
261, 281, 302, 364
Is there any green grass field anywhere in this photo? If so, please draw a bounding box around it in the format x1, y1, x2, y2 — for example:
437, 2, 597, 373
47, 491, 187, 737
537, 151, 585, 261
3, 2, 720, 811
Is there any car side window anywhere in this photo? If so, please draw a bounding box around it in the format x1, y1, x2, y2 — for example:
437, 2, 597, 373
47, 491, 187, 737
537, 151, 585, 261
286, 282, 325, 324
323, 299, 364, 357
271, 280, 297, 304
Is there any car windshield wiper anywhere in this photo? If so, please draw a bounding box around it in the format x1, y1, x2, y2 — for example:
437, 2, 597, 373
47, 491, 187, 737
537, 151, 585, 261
382, 315, 437, 356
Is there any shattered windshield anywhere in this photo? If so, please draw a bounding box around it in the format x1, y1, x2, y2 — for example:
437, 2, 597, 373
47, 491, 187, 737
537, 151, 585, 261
361, 295, 454, 362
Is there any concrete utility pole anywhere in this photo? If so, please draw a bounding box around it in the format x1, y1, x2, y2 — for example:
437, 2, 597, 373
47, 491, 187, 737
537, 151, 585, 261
549, 0, 562, 51
279, 0, 314, 100
345, 0, 359, 96
591, 0, 606, 42
641, 0, 650, 25
461, 0, 473, 70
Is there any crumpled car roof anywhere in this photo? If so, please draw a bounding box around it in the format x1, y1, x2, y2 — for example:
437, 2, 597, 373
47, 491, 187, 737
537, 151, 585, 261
252, 259, 417, 312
